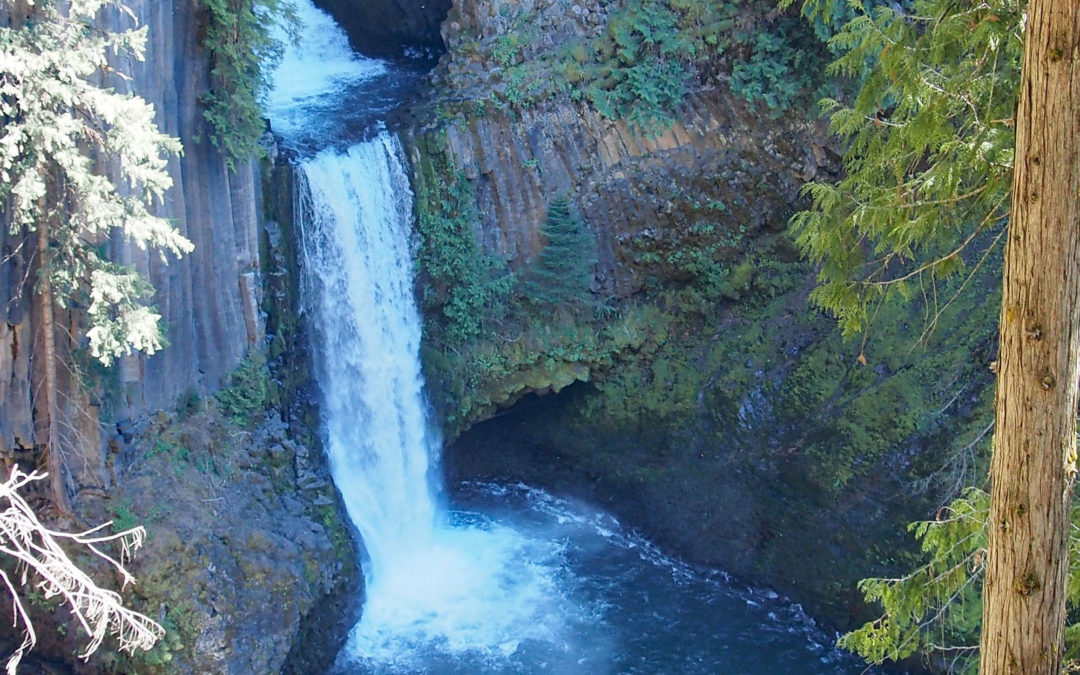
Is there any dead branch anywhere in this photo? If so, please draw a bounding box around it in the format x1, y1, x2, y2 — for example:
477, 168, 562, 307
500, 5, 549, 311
0, 468, 163, 673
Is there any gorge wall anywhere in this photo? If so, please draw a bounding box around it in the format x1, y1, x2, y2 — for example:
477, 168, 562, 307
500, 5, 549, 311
0, 0, 262, 464
400, 0, 1001, 633
0, 3, 361, 671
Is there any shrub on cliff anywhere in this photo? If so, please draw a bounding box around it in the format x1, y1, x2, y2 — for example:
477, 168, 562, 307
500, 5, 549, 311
414, 138, 512, 347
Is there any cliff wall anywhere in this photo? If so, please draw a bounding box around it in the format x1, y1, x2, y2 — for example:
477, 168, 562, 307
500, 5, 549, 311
0, 4, 362, 670
404, 0, 999, 634
102, 0, 264, 414
435, 92, 824, 297
407, 0, 838, 427
0, 0, 263, 464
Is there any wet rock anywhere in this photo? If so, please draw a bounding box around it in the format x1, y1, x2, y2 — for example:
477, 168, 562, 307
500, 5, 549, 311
313, 0, 452, 59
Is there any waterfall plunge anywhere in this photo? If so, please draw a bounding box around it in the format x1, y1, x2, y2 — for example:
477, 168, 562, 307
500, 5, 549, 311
266, 5, 873, 674
297, 137, 438, 581
296, 133, 575, 672
272, 5, 580, 663
265, 5, 888, 674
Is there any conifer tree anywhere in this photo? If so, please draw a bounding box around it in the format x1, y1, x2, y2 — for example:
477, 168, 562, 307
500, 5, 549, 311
787, 0, 1020, 337
1, 0, 192, 363
0, 3, 188, 664
1, 0, 193, 509
978, 1, 1080, 671
787, 0, 1080, 669
519, 196, 597, 308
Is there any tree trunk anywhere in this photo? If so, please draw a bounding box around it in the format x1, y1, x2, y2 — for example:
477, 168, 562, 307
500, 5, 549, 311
31, 223, 71, 516
979, 1, 1080, 672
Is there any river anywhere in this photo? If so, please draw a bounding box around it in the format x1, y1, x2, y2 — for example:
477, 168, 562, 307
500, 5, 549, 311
267, 3, 876, 673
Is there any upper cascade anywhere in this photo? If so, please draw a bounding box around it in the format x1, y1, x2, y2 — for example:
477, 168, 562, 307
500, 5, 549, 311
267, 1, 427, 154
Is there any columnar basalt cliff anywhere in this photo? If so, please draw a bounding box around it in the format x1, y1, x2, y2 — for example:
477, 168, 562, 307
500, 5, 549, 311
0, 3, 360, 671
0, 0, 263, 461
407, 0, 842, 428
434, 93, 826, 297
403, 0, 1000, 633
106, 0, 266, 413
428, 1, 830, 297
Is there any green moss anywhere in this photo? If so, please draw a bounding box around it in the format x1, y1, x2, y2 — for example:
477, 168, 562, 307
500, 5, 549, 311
314, 503, 353, 565
456, 244, 995, 502
108, 500, 139, 532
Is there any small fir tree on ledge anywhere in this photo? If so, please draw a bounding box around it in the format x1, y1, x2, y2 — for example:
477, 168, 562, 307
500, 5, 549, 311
519, 196, 597, 308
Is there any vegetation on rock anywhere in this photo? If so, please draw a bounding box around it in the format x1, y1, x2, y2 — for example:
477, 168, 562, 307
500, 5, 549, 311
89, 396, 354, 674
215, 351, 272, 426
518, 197, 597, 308
789, 0, 1080, 669
586, 0, 828, 130
414, 132, 514, 348
196, 0, 296, 168
439, 0, 832, 134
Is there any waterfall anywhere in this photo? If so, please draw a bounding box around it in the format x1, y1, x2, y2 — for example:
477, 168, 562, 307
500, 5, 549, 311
294, 127, 577, 674
271, 7, 580, 667
296, 135, 439, 584
267, 4, 868, 675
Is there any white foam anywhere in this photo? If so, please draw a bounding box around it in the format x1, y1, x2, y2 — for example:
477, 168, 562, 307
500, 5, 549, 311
347, 522, 573, 666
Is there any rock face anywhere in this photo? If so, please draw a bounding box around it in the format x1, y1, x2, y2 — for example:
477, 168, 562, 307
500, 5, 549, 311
107, 0, 265, 415
0, 0, 263, 459
406, 0, 838, 422
313, 0, 452, 58
0, 4, 363, 672
435, 94, 825, 297
1, 407, 360, 675
405, 0, 1000, 637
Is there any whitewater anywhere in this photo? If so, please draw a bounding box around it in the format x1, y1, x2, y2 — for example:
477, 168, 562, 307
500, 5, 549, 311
267, 3, 876, 673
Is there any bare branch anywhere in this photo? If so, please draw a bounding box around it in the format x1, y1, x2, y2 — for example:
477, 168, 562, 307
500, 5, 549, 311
0, 467, 164, 672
